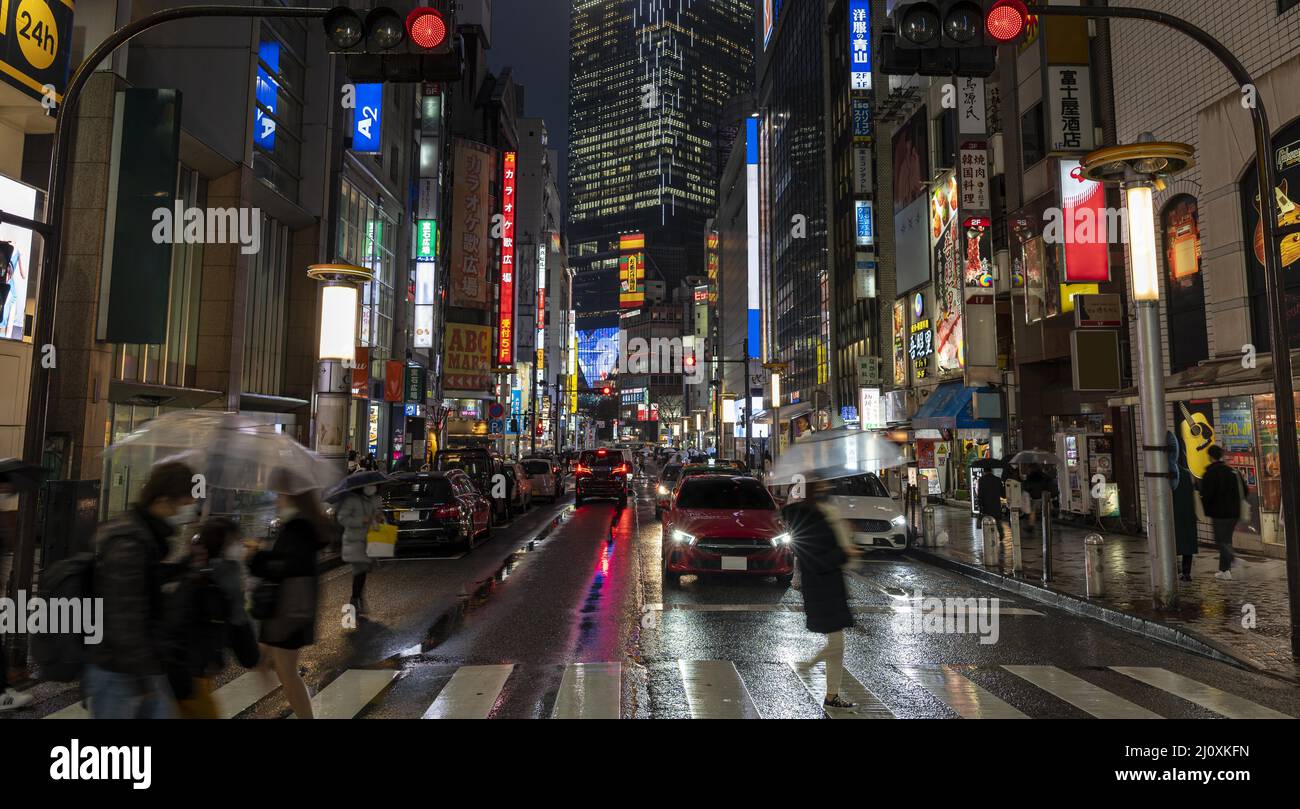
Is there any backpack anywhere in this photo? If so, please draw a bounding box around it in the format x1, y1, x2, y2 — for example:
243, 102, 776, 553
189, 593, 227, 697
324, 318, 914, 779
29, 552, 97, 682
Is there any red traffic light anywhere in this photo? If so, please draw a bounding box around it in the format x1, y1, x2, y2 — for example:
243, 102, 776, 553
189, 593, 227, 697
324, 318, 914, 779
985, 0, 1028, 43
684, 355, 696, 367
406, 7, 448, 50
602, 386, 612, 395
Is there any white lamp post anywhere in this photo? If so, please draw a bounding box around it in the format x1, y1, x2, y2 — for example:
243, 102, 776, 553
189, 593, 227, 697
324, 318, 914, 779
308, 263, 374, 468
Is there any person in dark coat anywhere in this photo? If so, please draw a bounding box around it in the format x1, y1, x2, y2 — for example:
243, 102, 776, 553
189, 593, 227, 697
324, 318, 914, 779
1197, 445, 1242, 580
1169, 433, 1198, 581
781, 481, 859, 709
976, 470, 1006, 536
248, 476, 328, 718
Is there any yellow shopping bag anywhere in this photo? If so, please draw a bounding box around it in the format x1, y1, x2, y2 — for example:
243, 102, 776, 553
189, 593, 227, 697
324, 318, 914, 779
366, 523, 398, 558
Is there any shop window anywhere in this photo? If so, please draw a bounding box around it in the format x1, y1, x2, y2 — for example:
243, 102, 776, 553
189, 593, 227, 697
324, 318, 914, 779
1161, 195, 1209, 373
1239, 116, 1300, 353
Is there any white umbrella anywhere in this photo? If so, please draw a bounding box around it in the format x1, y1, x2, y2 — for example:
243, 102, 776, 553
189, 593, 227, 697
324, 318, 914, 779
769, 429, 908, 485
1009, 449, 1061, 466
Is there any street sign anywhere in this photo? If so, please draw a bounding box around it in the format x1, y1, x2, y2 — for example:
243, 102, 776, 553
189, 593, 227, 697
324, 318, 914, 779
488, 402, 505, 419
489, 419, 504, 434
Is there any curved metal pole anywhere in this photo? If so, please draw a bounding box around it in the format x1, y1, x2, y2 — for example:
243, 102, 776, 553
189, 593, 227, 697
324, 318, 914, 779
8, 6, 330, 609
1027, 4, 1300, 652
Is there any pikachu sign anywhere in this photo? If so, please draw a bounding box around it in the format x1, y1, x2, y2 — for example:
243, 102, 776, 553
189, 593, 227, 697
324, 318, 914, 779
0, 0, 74, 105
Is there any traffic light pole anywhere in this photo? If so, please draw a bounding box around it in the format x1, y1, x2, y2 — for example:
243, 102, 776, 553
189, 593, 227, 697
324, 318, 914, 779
6, 6, 332, 651
1025, 3, 1300, 654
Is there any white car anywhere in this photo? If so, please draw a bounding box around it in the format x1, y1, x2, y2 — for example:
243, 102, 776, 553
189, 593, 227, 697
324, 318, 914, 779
824, 473, 909, 551
521, 458, 561, 502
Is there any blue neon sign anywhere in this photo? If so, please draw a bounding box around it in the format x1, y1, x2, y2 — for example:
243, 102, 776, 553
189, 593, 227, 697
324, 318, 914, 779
353, 83, 383, 154
254, 41, 279, 150
850, 0, 871, 90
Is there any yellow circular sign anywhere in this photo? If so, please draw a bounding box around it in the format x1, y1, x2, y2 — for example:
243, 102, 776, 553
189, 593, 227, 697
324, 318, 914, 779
16, 0, 59, 72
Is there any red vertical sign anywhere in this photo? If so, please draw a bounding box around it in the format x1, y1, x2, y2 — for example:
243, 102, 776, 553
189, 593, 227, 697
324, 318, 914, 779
384, 360, 404, 402
497, 151, 517, 365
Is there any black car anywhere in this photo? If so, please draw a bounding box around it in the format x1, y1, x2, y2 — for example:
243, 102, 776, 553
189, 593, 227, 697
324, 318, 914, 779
435, 447, 510, 524
381, 470, 493, 553
575, 448, 629, 507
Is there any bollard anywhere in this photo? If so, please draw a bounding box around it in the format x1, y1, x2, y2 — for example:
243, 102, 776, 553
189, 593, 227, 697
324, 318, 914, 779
981, 516, 999, 566
1041, 492, 1054, 582
923, 505, 936, 546
1084, 533, 1105, 596
1009, 510, 1023, 574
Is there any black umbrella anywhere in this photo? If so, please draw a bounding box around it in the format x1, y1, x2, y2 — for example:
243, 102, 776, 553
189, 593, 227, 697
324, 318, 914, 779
970, 457, 1015, 473
0, 458, 45, 491
323, 470, 392, 503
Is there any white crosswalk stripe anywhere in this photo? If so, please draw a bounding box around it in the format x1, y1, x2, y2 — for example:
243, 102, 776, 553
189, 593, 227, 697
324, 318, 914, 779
898, 664, 1030, 718
1110, 666, 1292, 719
552, 662, 621, 719
422, 664, 514, 719
311, 669, 397, 719
788, 661, 894, 719
1003, 665, 1161, 719
678, 660, 762, 719
45, 671, 280, 719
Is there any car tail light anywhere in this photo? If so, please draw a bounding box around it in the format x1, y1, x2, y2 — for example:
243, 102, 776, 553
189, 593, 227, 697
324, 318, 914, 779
576, 464, 592, 476
614, 463, 629, 474
434, 505, 460, 519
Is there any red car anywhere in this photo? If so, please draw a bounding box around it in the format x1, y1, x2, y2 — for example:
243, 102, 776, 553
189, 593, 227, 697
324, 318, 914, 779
661, 475, 794, 586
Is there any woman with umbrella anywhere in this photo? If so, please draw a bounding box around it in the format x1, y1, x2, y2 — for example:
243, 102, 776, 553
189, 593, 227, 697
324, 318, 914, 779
326, 470, 390, 615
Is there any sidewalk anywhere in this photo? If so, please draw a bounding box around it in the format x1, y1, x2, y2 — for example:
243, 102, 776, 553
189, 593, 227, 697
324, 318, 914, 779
912, 503, 1298, 681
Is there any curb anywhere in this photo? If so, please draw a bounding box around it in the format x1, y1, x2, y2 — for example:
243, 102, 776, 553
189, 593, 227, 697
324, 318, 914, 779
907, 545, 1300, 685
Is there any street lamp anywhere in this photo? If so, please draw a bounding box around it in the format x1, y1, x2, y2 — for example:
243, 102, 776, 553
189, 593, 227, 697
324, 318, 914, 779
308, 263, 375, 469
1081, 135, 1194, 611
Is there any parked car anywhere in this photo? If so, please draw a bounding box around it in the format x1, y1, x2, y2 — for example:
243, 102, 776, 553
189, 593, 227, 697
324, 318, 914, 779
436, 447, 510, 525
521, 457, 561, 502
574, 447, 629, 507
503, 462, 533, 514
381, 470, 491, 553
823, 472, 908, 552
661, 475, 794, 586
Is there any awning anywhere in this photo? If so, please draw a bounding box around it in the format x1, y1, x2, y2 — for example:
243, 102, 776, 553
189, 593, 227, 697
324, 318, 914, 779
751, 401, 814, 425
1106, 349, 1300, 407
912, 382, 1002, 432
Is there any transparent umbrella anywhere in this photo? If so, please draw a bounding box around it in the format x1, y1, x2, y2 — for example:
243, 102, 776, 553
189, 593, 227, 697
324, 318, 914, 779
105, 411, 341, 495
1009, 449, 1061, 467
768, 428, 908, 485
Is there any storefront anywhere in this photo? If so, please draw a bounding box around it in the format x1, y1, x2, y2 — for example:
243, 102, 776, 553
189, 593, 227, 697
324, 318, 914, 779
911, 382, 1005, 503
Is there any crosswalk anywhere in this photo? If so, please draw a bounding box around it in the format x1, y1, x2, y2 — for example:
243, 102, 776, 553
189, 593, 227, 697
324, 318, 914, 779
39, 660, 1294, 720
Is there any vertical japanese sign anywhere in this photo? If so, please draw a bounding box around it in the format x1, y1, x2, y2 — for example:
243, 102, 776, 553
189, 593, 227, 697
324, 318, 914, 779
352, 82, 382, 153
956, 77, 986, 135
619, 233, 646, 309
497, 151, 517, 364
849, 0, 871, 90
893, 298, 907, 386
959, 142, 989, 211
1047, 66, 1094, 152
855, 200, 875, 246
450, 138, 494, 309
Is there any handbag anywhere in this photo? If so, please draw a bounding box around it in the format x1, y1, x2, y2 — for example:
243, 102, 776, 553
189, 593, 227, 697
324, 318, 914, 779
366, 522, 398, 558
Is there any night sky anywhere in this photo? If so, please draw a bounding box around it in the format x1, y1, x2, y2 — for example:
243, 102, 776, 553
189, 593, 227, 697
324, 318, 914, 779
486, 0, 572, 209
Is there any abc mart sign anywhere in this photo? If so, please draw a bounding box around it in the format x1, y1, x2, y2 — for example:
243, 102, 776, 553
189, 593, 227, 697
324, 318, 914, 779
0, 0, 75, 105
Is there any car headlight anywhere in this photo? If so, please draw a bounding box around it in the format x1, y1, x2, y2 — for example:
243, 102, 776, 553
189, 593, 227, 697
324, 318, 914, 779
891, 515, 907, 528
671, 529, 696, 545
657, 484, 668, 496
769, 532, 792, 547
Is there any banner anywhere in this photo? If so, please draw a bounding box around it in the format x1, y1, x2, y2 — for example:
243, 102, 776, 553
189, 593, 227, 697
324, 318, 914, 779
449, 139, 495, 309
1059, 159, 1110, 282
498, 151, 517, 363
443, 322, 494, 392
384, 360, 404, 403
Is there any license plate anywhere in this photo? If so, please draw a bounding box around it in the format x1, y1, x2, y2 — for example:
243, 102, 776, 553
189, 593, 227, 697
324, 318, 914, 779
399, 511, 421, 522
721, 556, 747, 571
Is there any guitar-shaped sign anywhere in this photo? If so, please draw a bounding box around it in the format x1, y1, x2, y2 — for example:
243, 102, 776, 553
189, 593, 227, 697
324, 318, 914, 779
1253, 179, 1300, 270
1178, 402, 1215, 479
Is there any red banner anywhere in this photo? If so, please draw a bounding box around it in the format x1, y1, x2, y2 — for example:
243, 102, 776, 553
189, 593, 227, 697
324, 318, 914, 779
384, 360, 404, 402
351, 347, 370, 398
1060, 159, 1110, 282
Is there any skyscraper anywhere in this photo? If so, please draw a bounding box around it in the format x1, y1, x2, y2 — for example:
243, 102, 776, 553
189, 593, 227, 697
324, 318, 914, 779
568, 0, 755, 291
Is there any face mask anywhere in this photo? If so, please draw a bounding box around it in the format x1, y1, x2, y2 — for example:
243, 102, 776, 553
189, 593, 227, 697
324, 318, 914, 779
363, 485, 377, 496
166, 503, 199, 528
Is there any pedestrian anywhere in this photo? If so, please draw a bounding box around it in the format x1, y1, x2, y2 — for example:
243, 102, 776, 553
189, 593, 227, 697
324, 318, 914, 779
248, 474, 328, 718
0, 474, 34, 712
346, 450, 359, 474
781, 479, 860, 710
1197, 445, 1244, 580
169, 518, 260, 719
1169, 434, 1198, 582
85, 461, 199, 719
336, 482, 382, 615
976, 470, 1006, 537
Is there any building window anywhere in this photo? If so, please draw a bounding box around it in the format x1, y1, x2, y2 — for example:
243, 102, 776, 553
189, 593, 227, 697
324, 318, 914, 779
1281, 0, 1299, 14
242, 213, 291, 395
338, 180, 398, 360
1020, 104, 1045, 169
114, 167, 206, 387
253, 9, 308, 200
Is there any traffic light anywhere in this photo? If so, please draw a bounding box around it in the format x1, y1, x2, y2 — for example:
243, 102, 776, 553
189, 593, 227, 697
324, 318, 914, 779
323, 3, 462, 83
601, 385, 613, 396
880, 0, 1027, 78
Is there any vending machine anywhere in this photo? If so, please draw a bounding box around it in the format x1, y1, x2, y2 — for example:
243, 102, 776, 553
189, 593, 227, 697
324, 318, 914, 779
1055, 430, 1092, 515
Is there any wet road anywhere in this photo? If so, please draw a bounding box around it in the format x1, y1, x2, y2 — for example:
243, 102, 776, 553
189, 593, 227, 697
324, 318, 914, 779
24, 474, 1300, 719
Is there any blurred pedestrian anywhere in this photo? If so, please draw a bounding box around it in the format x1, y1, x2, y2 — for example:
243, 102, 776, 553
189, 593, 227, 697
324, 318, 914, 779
0, 475, 34, 712
1169, 434, 1198, 582
1023, 465, 1048, 529
85, 461, 199, 719
169, 518, 260, 719
248, 475, 328, 718
336, 482, 382, 615
781, 479, 860, 710
1198, 445, 1243, 581
346, 450, 359, 474
977, 470, 1006, 537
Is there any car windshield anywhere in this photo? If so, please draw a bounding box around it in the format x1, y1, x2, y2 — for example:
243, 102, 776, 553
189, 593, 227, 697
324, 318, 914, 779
437, 454, 488, 478
383, 477, 454, 504
522, 460, 551, 474
662, 464, 682, 481
676, 477, 774, 510
829, 473, 890, 498
579, 450, 615, 465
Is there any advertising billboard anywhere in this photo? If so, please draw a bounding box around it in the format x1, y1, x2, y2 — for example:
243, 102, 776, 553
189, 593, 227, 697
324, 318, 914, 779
497, 151, 517, 363
1058, 159, 1110, 282
449, 139, 495, 309
0, 175, 38, 341
443, 322, 494, 393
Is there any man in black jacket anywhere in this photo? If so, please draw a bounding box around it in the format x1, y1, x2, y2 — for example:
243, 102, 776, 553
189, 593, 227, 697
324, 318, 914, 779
1197, 445, 1241, 580
84, 461, 197, 718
